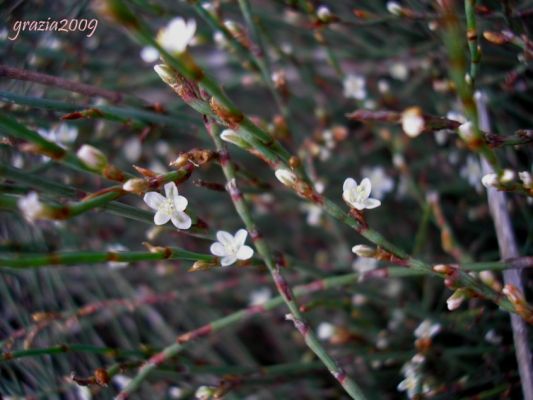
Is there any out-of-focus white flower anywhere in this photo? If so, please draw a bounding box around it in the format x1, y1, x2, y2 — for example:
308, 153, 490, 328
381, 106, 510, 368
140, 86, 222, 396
484, 329, 502, 345
75, 385, 92, 400
317, 322, 335, 340
481, 173, 498, 188
143, 182, 191, 229
460, 155, 483, 192
446, 110, 467, 124
343, 74, 367, 100
301, 203, 323, 226
401, 107, 425, 137
18, 192, 46, 222
361, 167, 394, 199
169, 386, 184, 399
519, 171, 532, 188
275, 168, 297, 187
387, 2, 403, 15
397, 355, 426, 399
342, 178, 381, 210
123, 137, 142, 162
501, 169, 515, 183
140, 46, 160, 63
316, 5, 332, 21
435, 129, 450, 145
352, 257, 378, 274
107, 244, 129, 269
157, 17, 196, 54
249, 287, 272, 306
210, 229, 254, 267
38, 124, 78, 148
378, 79, 390, 94
112, 375, 132, 390
77, 144, 108, 170
414, 320, 441, 339
195, 385, 215, 400
389, 62, 408, 80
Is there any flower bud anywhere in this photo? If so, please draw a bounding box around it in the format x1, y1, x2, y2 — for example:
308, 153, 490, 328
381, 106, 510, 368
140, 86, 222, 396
154, 64, 177, 87
275, 168, 297, 187
220, 129, 252, 150
458, 121, 476, 141
317, 6, 332, 22
386, 1, 402, 15
122, 178, 149, 194
500, 169, 515, 183
519, 171, 532, 188
17, 192, 48, 222
446, 289, 466, 310
401, 107, 425, 137
77, 144, 108, 171
351, 244, 377, 258
481, 173, 498, 188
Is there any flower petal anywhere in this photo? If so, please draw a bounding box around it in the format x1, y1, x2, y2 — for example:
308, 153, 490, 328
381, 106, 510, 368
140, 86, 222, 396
171, 211, 192, 230
154, 210, 170, 225
360, 178, 372, 198
216, 230, 234, 246
144, 192, 166, 210
173, 195, 188, 211
164, 182, 177, 199
236, 245, 254, 260
210, 242, 226, 257
343, 177, 357, 192
363, 198, 381, 209
221, 255, 237, 267
234, 229, 248, 246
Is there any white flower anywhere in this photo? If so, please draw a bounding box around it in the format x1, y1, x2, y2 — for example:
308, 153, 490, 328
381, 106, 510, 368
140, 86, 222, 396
195, 385, 216, 400
342, 178, 381, 210
481, 173, 498, 188
458, 121, 476, 141
210, 229, 254, 266
38, 124, 78, 147
157, 17, 196, 54
361, 166, 394, 199
249, 287, 272, 306
414, 320, 441, 339
123, 137, 142, 162
389, 62, 409, 80
387, 2, 402, 15
77, 144, 107, 170
519, 171, 532, 188
501, 169, 515, 182
317, 322, 335, 340
275, 168, 297, 187
140, 46, 159, 63
401, 107, 425, 137
460, 155, 483, 192
343, 74, 367, 100
107, 244, 129, 269
301, 203, 323, 226
18, 192, 46, 222
352, 257, 378, 274
143, 182, 192, 229
112, 374, 132, 390
317, 5, 331, 21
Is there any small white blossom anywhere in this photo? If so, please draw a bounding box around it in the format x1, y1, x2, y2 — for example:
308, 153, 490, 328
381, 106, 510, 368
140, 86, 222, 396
140, 46, 160, 63
18, 192, 46, 222
401, 107, 425, 137
317, 5, 332, 21
387, 2, 402, 15
123, 137, 142, 162
301, 203, 323, 226
249, 287, 272, 306
157, 17, 196, 54
460, 156, 483, 192
342, 177, 381, 210
38, 124, 78, 147
389, 62, 409, 80
77, 144, 107, 170
195, 385, 215, 400
362, 166, 394, 199
343, 74, 367, 100
275, 168, 297, 187
481, 173, 498, 188
458, 121, 476, 141
112, 375, 132, 390
143, 182, 192, 229
414, 320, 441, 339
352, 257, 378, 274
519, 171, 532, 188
501, 169, 515, 182
317, 322, 335, 340
377, 79, 390, 94
210, 229, 254, 266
